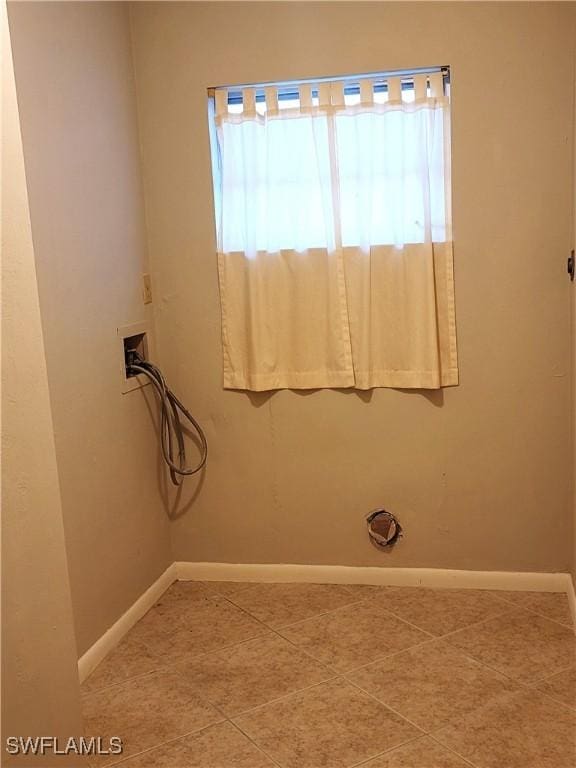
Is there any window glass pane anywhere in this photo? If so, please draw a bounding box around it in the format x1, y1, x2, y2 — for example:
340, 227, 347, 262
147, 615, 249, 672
212, 71, 450, 252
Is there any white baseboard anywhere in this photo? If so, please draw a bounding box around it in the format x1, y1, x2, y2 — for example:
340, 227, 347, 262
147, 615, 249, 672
77, 563, 176, 684
568, 576, 576, 627
175, 561, 571, 593
79, 561, 573, 684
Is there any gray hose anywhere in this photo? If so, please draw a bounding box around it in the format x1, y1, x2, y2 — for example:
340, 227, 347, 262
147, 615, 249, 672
127, 352, 207, 486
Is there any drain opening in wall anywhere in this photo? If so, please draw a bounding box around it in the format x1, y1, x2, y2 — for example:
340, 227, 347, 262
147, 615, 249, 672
366, 509, 402, 549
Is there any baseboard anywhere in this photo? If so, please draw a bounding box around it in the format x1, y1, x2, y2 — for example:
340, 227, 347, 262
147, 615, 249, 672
568, 576, 576, 627
78, 561, 572, 684
175, 561, 571, 593
77, 563, 176, 684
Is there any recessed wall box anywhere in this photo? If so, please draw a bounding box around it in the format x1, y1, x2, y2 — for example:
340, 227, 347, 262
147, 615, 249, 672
117, 322, 150, 394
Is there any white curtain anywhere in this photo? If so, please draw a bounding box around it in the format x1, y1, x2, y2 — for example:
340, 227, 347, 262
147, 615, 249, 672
212, 72, 458, 391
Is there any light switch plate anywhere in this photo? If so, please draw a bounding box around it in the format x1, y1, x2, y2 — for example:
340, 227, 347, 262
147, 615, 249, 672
142, 273, 153, 304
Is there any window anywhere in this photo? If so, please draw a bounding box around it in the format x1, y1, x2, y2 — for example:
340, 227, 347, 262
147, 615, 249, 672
208, 69, 458, 391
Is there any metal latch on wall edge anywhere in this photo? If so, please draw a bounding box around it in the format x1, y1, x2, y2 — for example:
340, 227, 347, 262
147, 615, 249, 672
568, 250, 575, 282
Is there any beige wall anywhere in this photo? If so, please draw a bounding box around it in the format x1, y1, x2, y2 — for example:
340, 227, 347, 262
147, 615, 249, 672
1, 2, 83, 761
572, 34, 576, 590
8, 0, 172, 655
131, 1, 576, 573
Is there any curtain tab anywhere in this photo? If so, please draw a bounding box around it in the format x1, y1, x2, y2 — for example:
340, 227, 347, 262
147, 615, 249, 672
243, 88, 256, 117
429, 72, 444, 99
265, 86, 279, 116
359, 79, 374, 106
387, 77, 402, 103
215, 89, 228, 117
299, 84, 313, 110
318, 83, 331, 107
414, 74, 427, 101
330, 81, 345, 107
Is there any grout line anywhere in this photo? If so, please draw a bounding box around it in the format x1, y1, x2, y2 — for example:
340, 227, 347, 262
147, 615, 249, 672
216, 671, 339, 719
342, 645, 536, 744
223, 590, 369, 631
219, 594, 295, 632
520, 669, 576, 714
200, 581, 260, 599
426, 732, 481, 768
273, 597, 373, 631
444, 650, 539, 689
441, 629, 575, 688
81, 587, 281, 695
533, 689, 576, 714
340, 591, 514, 641
86, 581, 576, 768
482, 592, 575, 631
81, 625, 272, 697
219, 593, 359, 672
264, 633, 342, 678
230, 675, 427, 768
82, 668, 168, 698
174, 629, 339, 707
84, 589, 348, 702
524, 660, 576, 684
347, 733, 427, 768
513, 605, 575, 632
276, 594, 438, 639
237, 591, 445, 678
227, 718, 283, 767
229, 676, 342, 720
338, 636, 442, 676
436, 638, 525, 687
428, 607, 521, 642
421, 686, 540, 766
266, 597, 436, 676
424, 687, 525, 737
102, 718, 228, 767
83, 589, 536, 696
343, 676, 427, 734
179, 582, 559, 662
156, 601, 348, 719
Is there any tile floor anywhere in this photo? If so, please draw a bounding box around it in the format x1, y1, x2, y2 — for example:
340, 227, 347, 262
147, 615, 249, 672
83, 582, 576, 768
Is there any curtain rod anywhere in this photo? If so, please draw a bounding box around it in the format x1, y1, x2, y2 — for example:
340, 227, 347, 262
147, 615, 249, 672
207, 66, 450, 98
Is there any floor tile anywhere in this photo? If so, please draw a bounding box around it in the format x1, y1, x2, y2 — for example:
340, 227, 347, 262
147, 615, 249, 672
178, 633, 333, 715
360, 736, 471, 767
369, 587, 509, 636
137, 590, 227, 636
279, 600, 429, 673
342, 584, 387, 597
155, 581, 217, 609
228, 583, 359, 628
83, 670, 223, 766
446, 610, 576, 682
135, 595, 268, 665
434, 688, 576, 768
533, 665, 576, 709
82, 631, 163, 694
490, 590, 573, 626
115, 722, 275, 767
82, 581, 258, 692
347, 639, 519, 731
83, 583, 576, 768
233, 678, 421, 768
202, 581, 255, 597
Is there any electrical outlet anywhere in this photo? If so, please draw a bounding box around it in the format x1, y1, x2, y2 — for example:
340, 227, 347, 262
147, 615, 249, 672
142, 273, 153, 304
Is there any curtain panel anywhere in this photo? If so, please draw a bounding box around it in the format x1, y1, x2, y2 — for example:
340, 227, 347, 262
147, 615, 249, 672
212, 72, 458, 391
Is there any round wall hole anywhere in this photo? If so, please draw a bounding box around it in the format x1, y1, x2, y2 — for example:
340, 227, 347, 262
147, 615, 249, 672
366, 509, 402, 549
